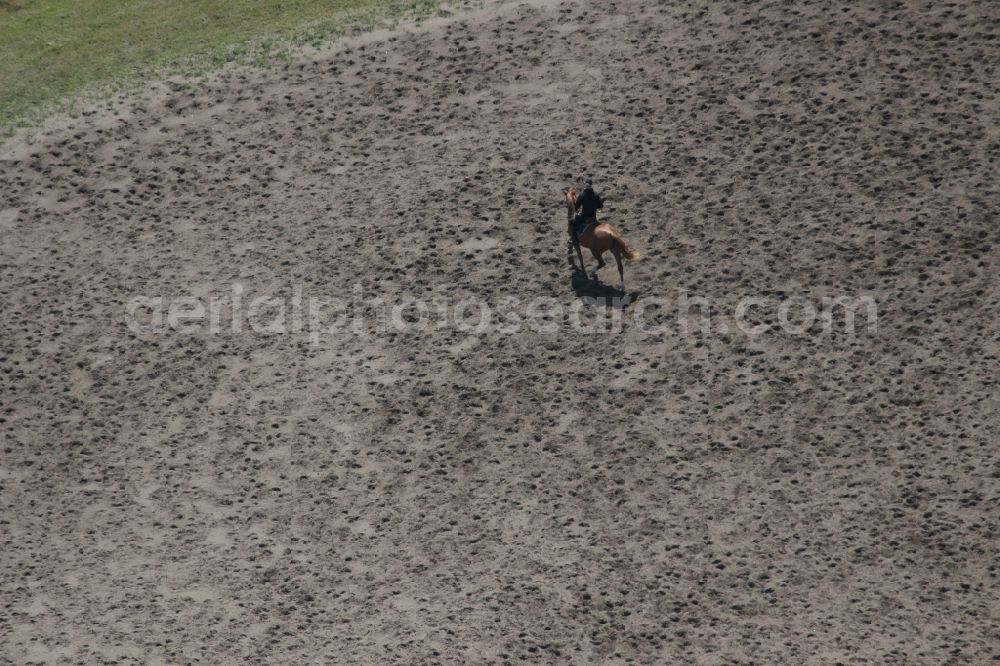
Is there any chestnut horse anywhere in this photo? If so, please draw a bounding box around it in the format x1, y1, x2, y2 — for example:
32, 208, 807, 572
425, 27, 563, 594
565, 188, 638, 290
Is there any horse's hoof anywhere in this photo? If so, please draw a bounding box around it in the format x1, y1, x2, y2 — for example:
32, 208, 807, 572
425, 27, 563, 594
617, 283, 625, 292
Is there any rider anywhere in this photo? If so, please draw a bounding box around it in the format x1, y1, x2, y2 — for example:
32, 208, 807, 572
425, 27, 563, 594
574, 178, 603, 233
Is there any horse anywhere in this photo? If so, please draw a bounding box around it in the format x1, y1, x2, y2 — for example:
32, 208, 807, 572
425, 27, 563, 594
565, 188, 638, 290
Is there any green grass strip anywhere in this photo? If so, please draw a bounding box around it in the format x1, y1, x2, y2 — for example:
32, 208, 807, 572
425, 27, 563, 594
0, 0, 449, 131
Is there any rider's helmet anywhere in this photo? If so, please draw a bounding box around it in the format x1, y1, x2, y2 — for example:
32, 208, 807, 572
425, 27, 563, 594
583, 178, 593, 192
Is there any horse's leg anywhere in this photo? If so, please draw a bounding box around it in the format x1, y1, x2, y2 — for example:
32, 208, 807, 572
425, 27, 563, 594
575, 240, 586, 273
568, 223, 585, 272
611, 243, 625, 291
590, 248, 606, 280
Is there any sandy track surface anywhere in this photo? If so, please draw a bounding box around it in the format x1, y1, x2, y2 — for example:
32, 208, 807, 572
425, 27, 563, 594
1, 0, 998, 663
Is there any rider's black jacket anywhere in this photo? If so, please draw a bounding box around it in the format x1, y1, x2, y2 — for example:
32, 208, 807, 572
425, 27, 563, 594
576, 188, 604, 219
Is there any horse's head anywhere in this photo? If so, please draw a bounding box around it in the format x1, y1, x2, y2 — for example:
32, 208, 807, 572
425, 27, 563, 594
565, 188, 578, 221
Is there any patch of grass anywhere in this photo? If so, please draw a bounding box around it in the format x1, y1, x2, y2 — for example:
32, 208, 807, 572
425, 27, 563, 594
0, 0, 449, 131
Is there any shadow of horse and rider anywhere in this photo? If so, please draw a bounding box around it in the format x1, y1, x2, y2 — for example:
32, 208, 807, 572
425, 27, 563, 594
564, 186, 640, 307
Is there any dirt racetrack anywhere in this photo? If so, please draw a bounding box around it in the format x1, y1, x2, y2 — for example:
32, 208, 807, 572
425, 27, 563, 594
1, 0, 998, 663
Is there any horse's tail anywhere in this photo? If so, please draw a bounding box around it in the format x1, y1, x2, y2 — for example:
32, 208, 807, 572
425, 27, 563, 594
609, 226, 639, 261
